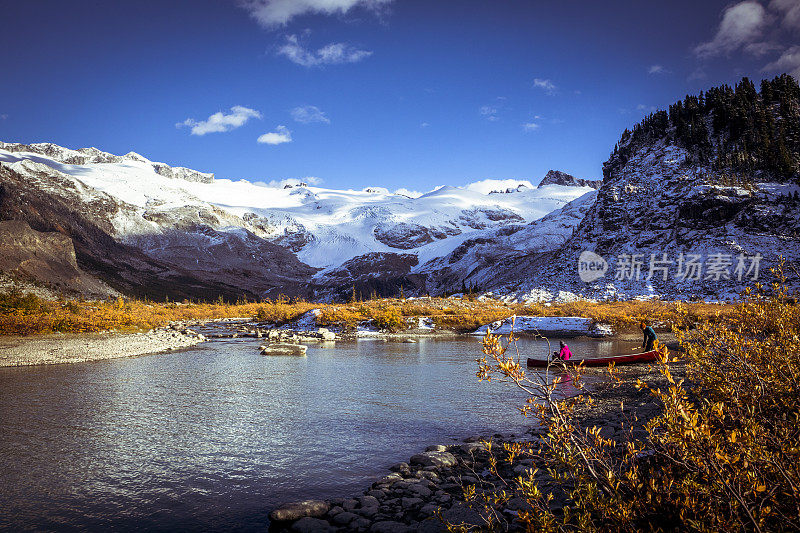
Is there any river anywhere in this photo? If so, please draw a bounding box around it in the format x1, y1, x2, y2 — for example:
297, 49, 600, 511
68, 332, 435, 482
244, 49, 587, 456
0, 334, 633, 531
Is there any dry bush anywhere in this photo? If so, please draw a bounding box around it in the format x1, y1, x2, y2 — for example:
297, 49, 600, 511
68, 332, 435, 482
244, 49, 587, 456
517, 299, 737, 330
254, 299, 315, 324
460, 267, 800, 532
315, 306, 367, 331
371, 306, 407, 332
0, 291, 740, 338
0, 293, 313, 335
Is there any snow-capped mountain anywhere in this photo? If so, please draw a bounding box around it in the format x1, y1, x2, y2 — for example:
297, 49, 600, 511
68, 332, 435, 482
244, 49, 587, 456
0, 141, 593, 299
452, 76, 800, 302
4, 77, 796, 302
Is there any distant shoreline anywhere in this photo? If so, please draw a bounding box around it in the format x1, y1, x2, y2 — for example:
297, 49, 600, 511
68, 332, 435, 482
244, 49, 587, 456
0, 327, 205, 367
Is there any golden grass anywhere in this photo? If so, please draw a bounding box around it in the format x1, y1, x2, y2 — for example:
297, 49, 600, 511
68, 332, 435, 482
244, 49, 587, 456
0, 291, 314, 335
0, 290, 741, 336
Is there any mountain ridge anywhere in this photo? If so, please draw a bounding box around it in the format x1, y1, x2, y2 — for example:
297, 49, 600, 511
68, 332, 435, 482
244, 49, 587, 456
2, 76, 797, 301
0, 141, 592, 300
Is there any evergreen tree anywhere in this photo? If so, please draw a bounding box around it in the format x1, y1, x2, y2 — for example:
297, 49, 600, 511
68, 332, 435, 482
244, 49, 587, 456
609, 75, 800, 183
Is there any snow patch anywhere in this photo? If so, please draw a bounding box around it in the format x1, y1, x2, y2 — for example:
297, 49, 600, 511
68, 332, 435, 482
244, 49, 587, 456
472, 316, 613, 337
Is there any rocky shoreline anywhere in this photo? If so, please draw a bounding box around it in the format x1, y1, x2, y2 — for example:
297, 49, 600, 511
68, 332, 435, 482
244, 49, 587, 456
266, 362, 677, 532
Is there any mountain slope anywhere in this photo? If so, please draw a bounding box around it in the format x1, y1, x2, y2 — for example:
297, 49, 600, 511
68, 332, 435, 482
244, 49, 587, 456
0, 142, 592, 299
0, 220, 117, 298
472, 76, 800, 301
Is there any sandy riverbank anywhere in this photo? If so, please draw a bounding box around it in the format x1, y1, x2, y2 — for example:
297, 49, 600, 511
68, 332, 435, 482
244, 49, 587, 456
0, 328, 205, 367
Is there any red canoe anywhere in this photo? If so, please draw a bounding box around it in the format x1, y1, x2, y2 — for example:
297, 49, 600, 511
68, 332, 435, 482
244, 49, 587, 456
526, 350, 660, 368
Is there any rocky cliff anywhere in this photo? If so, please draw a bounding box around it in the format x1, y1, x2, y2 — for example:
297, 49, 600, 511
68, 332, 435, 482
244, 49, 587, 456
473, 76, 800, 301
0, 220, 117, 298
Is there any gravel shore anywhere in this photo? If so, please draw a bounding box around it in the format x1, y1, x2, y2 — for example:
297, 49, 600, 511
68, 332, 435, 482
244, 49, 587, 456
0, 327, 206, 367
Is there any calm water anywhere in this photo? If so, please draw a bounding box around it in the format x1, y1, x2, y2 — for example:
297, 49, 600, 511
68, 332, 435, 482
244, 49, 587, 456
0, 335, 633, 531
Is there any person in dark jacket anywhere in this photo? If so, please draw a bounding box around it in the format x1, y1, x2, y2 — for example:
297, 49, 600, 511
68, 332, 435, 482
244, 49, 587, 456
641, 322, 657, 351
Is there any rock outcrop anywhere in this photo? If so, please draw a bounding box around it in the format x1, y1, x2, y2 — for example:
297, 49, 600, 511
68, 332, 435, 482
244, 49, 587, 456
0, 220, 117, 297
538, 170, 602, 189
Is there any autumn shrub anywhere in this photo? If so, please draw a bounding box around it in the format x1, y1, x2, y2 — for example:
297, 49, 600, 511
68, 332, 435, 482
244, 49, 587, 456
371, 306, 407, 332
253, 300, 315, 324
462, 267, 800, 532
0, 292, 313, 335
315, 306, 367, 330
0, 290, 742, 338
0, 289, 45, 314
517, 299, 737, 330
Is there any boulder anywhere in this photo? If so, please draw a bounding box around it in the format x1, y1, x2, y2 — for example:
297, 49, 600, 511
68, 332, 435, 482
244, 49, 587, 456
291, 517, 334, 533
409, 451, 457, 468
442, 503, 483, 528
358, 495, 380, 508
269, 500, 329, 522
460, 442, 487, 454
370, 521, 412, 533
317, 328, 337, 341
332, 511, 359, 525
260, 343, 308, 356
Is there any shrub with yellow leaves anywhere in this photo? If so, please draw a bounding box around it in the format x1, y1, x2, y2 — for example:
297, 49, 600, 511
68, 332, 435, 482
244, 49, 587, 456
457, 265, 800, 532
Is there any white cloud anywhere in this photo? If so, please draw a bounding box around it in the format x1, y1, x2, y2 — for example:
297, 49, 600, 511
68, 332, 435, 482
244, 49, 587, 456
420, 122, 429, 128
479, 98, 508, 122
394, 188, 423, 198
744, 41, 785, 57
291, 105, 330, 124
763, 45, 800, 79
241, 0, 393, 27
637, 104, 657, 112
466, 179, 535, 195
257, 125, 293, 145
177, 105, 262, 136
479, 105, 499, 121
694, 1, 767, 58
278, 34, 372, 66
770, 0, 800, 30
648, 64, 667, 74
522, 122, 540, 131
533, 78, 557, 94
0, 114, 7, 120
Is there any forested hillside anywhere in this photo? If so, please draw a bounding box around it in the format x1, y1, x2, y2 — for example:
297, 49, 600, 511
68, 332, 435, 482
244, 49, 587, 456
609, 74, 800, 183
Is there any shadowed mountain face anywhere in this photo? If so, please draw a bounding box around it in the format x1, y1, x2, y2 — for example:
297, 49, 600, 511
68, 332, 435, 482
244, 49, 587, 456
463, 77, 800, 302
0, 220, 116, 298
538, 170, 602, 189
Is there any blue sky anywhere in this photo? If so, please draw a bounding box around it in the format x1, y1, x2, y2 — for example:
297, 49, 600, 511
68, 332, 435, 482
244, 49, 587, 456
1, 0, 799, 190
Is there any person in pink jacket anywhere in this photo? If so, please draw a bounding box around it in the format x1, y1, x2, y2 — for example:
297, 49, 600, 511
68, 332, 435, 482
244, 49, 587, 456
553, 341, 572, 362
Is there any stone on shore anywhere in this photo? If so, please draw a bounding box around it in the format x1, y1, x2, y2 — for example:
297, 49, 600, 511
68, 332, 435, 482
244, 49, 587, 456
317, 328, 337, 341
260, 343, 308, 356
460, 442, 487, 454
409, 451, 457, 468
291, 516, 333, 532
370, 521, 412, 533
269, 500, 329, 522
443, 503, 483, 528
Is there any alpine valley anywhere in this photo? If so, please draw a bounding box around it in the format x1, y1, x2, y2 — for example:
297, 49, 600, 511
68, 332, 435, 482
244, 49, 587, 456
2, 75, 799, 303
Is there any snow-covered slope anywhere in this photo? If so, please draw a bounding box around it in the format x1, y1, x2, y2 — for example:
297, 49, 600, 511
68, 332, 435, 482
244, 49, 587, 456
477, 139, 800, 302
0, 141, 593, 298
